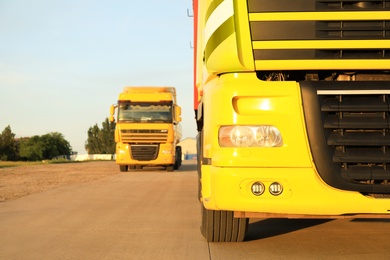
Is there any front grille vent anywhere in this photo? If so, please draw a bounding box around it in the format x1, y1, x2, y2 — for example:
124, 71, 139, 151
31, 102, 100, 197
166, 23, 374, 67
301, 81, 390, 194
369, 193, 390, 198
130, 145, 159, 161
317, 1, 390, 10
316, 21, 390, 40
321, 93, 390, 188
121, 129, 168, 143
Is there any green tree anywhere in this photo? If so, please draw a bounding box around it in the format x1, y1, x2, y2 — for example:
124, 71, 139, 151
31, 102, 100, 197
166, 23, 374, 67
85, 118, 115, 154
19, 132, 72, 161
85, 124, 101, 154
19, 136, 43, 161
0, 125, 18, 161
100, 118, 116, 153
41, 132, 72, 159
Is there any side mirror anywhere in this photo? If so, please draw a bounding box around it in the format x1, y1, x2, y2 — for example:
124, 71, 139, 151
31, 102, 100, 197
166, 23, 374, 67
109, 105, 117, 122
175, 105, 182, 122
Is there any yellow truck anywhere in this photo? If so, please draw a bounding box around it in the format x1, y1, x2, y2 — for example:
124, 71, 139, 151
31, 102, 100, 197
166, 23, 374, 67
110, 87, 182, 172
193, 0, 390, 241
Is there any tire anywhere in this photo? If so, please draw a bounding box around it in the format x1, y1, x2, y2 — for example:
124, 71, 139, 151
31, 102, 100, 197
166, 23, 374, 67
166, 165, 174, 172
197, 130, 248, 242
174, 146, 182, 170
119, 165, 128, 172
196, 132, 202, 201
201, 204, 248, 242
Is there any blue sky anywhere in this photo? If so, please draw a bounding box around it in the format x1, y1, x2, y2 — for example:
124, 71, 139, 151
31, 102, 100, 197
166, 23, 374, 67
0, 0, 197, 154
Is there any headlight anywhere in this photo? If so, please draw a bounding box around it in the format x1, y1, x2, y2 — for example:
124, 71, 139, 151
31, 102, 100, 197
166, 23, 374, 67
117, 144, 128, 154
219, 125, 283, 147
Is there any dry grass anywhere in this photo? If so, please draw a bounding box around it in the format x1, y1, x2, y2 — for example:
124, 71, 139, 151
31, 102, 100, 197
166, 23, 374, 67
0, 161, 44, 168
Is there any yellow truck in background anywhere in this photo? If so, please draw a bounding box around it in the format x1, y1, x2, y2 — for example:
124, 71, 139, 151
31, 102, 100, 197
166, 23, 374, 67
110, 87, 182, 172
194, 0, 390, 241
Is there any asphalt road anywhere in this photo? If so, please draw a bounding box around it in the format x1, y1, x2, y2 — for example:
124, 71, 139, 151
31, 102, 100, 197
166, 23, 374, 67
1, 160, 390, 259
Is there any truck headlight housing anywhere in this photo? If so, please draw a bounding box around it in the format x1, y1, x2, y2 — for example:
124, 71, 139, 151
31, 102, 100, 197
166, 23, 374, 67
219, 126, 283, 147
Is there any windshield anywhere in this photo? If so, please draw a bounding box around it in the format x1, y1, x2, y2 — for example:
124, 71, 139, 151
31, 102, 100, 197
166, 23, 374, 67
117, 101, 173, 123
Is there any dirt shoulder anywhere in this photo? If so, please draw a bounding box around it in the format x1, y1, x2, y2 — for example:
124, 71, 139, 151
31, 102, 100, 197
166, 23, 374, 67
0, 161, 119, 202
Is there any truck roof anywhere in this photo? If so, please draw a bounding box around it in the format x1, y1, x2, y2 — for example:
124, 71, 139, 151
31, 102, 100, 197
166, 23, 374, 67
123, 86, 176, 94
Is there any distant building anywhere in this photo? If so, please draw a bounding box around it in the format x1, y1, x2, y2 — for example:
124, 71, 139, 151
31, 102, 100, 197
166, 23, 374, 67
178, 137, 197, 160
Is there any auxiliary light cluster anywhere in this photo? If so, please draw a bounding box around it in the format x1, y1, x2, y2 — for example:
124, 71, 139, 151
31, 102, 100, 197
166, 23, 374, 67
251, 181, 283, 196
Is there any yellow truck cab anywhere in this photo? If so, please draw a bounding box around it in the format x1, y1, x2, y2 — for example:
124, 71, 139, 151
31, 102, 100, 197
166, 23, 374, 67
193, 0, 390, 242
110, 86, 182, 172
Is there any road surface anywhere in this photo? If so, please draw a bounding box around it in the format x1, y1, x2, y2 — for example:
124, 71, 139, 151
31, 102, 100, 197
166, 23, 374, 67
1, 161, 390, 259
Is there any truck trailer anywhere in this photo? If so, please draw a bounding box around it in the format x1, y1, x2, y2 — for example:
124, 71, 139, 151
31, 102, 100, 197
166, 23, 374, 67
110, 87, 182, 172
193, 0, 390, 242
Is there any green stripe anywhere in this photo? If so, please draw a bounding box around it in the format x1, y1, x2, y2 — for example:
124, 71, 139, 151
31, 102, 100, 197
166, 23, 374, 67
205, 16, 235, 63
205, 0, 225, 21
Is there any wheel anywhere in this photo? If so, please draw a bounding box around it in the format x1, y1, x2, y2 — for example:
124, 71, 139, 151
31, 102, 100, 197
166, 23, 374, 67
174, 146, 182, 170
198, 129, 248, 242
197, 132, 202, 201
178, 146, 182, 166
119, 165, 128, 172
166, 165, 174, 172
201, 204, 248, 242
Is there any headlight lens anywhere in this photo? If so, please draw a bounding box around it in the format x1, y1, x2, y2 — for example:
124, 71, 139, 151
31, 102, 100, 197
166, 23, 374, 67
230, 126, 254, 147
255, 126, 283, 147
219, 125, 283, 147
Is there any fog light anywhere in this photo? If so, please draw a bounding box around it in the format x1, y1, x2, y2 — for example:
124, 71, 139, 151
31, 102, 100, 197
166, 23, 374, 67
251, 182, 265, 196
269, 182, 283, 196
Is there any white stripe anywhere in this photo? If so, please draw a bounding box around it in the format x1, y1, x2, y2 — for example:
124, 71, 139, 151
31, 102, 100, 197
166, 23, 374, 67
317, 90, 390, 95
204, 0, 234, 46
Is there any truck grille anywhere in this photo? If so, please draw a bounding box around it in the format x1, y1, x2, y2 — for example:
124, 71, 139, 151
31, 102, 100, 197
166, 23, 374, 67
316, 1, 390, 10
121, 129, 168, 143
301, 81, 390, 194
247, 0, 390, 12
247, 0, 390, 60
130, 145, 159, 161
